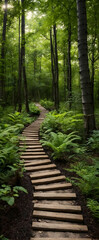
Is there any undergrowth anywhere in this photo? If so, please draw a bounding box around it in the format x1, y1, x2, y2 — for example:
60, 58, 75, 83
0, 102, 39, 207
40, 108, 99, 220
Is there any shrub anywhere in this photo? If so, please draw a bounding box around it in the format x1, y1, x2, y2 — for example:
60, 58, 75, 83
40, 99, 54, 110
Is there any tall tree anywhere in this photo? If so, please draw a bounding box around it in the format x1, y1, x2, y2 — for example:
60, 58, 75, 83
21, 0, 29, 112
18, 0, 22, 112
0, 0, 8, 104
76, 0, 96, 135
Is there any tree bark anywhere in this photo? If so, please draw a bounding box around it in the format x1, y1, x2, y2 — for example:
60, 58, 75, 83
53, 24, 59, 111
67, 22, 72, 109
76, 0, 96, 135
0, 0, 7, 103
18, 0, 22, 112
21, 0, 29, 113
50, 28, 55, 102
63, 51, 67, 101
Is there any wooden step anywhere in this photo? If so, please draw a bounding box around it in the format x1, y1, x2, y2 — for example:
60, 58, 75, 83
31, 238, 91, 240
30, 170, 61, 180
34, 192, 76, 200
32, 222, 88, 232
31, 175, 66, 185
20, 143, 42, 146
33, 210, 83, 222
34, 183, 72, 191
20, 149, 44, 152
24, 159, 51, 167
20, 155, 49, 159
22, 134, 38, 137
21, 138, 39, 141
34, 203, 81, 213
21, 152, 46, 155
25, 164, 56, 172
20, 145, 43, 149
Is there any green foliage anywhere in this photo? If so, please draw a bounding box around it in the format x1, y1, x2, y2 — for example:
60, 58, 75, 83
87, 199, 99, 219
40, 99, 54, 110
40, 111, 84, 137
29, 103, 40, 115
0, 184, 28, 206
41, 131, 83, 159
87, 130, 99, 151
0, 235, 9, 240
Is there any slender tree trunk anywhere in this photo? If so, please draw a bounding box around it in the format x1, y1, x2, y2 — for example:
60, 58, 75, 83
76, 0, 96, 135
0, 0, 7, 103
18, 0, 22, 112
50, 28, 55, 102
67, 22, 72, 109
63, 51, 67, 101
53, 24, 59, 111
21, 0, 29, 113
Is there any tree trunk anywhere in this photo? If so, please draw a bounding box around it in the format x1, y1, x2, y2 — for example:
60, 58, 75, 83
63, 51, 67, 101
50, 28, 55, 102
18, 0, 22, 112
67, 22, 72, 109
76, 0, 96, 135
21, 0, 29, 113
0, 0, 7, 103
53, 24, 59, 111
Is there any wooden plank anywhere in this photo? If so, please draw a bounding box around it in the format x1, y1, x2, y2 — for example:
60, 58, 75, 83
20, 145, 43, 149
25, 164, 56, 172
34, 203, 81, 213
32, 222, 88, 232
31, 238, 91, 240
21, 138, 39, 141
31, 175, 66, 185
34, 192, 76, 200
20, 143, 42, 146
22, 134, 38, 137
34, 183, 72, 191
21, 152, 46, 155
20, 155, 49, 159
24, 159, 51, 167
20, 149, 44, 152
30, 170, 60, 180
33, 210, 83, 222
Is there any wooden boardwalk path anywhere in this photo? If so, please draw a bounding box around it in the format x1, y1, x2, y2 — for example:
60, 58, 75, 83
20, 104, 91, 240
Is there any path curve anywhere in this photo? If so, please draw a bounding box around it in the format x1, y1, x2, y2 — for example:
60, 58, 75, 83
20, 104, 91, 240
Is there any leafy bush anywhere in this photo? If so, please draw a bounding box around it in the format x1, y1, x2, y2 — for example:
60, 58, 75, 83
29, 103, 40, 115
0, 184, 28, 206
41, 131, 84, 159
40, 99, 54, 110
87, 130, 99, 151
87, 199, 99, 219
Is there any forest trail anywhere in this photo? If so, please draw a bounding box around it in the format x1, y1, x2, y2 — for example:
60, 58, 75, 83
20, 104, 91, 240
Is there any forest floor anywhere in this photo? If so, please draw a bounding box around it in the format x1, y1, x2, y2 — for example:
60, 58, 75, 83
0, 105, 99, 240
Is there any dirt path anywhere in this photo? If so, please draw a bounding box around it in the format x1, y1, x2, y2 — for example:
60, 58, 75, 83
20, 104, 91, 240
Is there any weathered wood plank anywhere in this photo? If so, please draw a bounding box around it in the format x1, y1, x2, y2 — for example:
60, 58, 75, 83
31, 175, 66, 185
21, 152, 46, 155
31, 238, 91, 240
25, 164, 56, 172
20, 155, 49, 159
34, 203, 81, 213
33, 210, 83, 222
34, 183, 72, 191
34, 192, 76, 200
24, 159, 51, 167
30, 170, 60, 180
32, 222, 88, 232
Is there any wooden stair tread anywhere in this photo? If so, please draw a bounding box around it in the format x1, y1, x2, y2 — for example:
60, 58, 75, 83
34, 192, 76, 200
31, 238, 91, 240
30, 170, 61, 179
21, 138, 39, 141
34, 203, 81, 213
32, 222, 88, 232
20, 145, 43, 148
31, 175, 66, 185
34, 182, 72, 191
33, 210, 83, 222
24, 159, 51, 167
21, 149, 44, 152
20, 155, 49, 159
25, 164, 56, 172
21, 152, 46, 155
